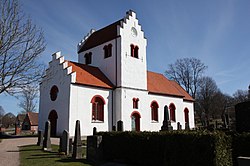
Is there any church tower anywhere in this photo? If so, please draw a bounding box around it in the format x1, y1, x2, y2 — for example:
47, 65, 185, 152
117, 10, 147, 90
77, 10, 147, 90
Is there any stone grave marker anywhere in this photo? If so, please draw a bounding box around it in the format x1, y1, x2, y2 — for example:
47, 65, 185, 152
117, 120, 124, 131
72, 120, 83, 159
43, 121, 52, 151
37, 130, 43, 146
60, 130, 70, 155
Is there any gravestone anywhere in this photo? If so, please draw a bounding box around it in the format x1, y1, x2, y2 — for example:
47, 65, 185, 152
87, 135, 103, 163
43, 121, 52, 151
161, 105, 173, 131
93, 127, 97, 135
60, 130, 70, 155
72, 120, 83, 159
117, 120, 124, 131
37, 130, 43, 146
177, 122, 182, 130
185, 122, 190, 130
69, 138, 73, 155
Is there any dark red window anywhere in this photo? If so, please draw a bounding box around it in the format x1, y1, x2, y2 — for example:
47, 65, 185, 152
130, 44, 139, 59
130, 44, 134, 57
85, 52, 92, 64
50, 85, 59, 101
104, 44, 112, 58
134, 46, 139, 58
184, 108, 189, 123
151, 101, 159, 122
91, 95, 105, 122
169, 103, 176, 122
133, 98, 139, 109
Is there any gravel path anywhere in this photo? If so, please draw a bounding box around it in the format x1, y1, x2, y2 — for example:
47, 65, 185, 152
0, 137, 59, 166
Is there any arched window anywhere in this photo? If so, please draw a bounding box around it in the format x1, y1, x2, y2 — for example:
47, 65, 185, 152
91, 95, 105, 122
50, 85, 59, 101
134, 46, 139, 58
151, 101, 159, 122
133, 98, 139, 109
130, 44, 134, 57
184, 108, 189, 123
85, 52, 92, 65
169, 103, 176, 122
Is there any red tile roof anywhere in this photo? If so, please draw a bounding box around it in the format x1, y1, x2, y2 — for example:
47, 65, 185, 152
27, 112, 38, 126
147, 71, 194, 102
170, 80, 195, 102
67, 61, 114, 89
66, 61, 193, 101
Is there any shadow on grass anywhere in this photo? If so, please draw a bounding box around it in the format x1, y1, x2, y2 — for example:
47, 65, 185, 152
57, 158, 96, 165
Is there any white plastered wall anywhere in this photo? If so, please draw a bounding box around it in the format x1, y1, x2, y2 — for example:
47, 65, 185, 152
69, 84, 112, 136
78, 39, 119, 86
117, 87, 195, 131
39, 52, 73, 136
118, 11, 147, 90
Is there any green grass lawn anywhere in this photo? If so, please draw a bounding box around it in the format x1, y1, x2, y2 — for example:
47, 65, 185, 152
20, 145, 93, 166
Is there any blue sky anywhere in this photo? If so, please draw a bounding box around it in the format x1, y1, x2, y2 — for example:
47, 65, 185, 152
1, 0, 250, 115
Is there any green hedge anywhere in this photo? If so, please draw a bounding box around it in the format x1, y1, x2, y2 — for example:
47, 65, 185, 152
98, 131, 232, 166
231, 132, 250, 166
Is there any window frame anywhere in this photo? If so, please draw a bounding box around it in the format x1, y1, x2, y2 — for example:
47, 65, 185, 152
169, 103, 176, 122
91, 95, 105, 122
151, 101, 159, 122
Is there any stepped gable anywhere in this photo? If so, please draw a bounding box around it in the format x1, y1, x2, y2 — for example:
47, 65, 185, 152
147, 71, 194, 101
67, 61, 114, 89
77, 10, 139, 53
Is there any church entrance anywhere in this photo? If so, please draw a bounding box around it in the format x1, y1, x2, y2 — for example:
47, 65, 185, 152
48, 110, 58, 137
131, 111, 141, 131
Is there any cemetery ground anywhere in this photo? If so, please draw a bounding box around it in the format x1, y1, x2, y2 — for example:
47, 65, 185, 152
20, 144, 92, 166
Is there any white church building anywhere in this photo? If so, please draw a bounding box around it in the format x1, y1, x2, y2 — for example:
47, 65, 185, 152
38, 10, 195, 136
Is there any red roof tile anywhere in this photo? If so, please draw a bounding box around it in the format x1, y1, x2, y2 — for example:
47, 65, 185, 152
147, 71, 194, 102
170, 80, 195, 102
68, 61, 114, 89
27, 112, 38, 126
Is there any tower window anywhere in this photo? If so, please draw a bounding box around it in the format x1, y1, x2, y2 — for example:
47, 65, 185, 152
130, 44, 139, 59
85, 52, 92, 65
133, 98, 139, 109
130, 44, 134, 57
104, 44, 112, 58
134, 46, 139, 58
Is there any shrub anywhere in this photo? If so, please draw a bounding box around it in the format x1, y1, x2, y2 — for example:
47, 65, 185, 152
231, 132, 250, 166
98, 131, 232, 166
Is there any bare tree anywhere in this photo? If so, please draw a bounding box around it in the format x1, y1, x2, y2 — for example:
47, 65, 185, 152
2, 112, 15, 128
165, 57, 207, 99
233, 89, 248, 104
0, 0, 45, 95
196, 76, 218, 119
18, 85, 38, 113
0, 105, 5, 126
